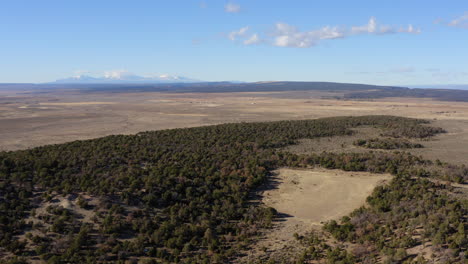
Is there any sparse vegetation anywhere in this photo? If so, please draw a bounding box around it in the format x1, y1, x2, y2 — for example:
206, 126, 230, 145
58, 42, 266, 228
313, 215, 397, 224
323, 176, 467, 263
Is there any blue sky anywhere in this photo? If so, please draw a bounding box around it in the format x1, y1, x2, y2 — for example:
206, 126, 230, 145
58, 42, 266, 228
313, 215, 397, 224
0, 0, 467, 85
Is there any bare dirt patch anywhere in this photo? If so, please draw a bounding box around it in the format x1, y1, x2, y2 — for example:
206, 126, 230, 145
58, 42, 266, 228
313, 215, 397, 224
239, 168, 391, 262
264, 168, 391, 224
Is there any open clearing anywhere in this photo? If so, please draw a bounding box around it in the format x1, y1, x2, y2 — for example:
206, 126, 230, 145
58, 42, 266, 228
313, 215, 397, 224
240, 168, 391, 262
263, 168, 391, 224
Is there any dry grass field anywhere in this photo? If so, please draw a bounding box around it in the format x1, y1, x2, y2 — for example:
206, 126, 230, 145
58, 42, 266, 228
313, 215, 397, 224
263, 169, 391, 224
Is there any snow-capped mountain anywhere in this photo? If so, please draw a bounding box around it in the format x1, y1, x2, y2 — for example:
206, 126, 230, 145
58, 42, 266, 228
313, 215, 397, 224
53, 73, 200, 84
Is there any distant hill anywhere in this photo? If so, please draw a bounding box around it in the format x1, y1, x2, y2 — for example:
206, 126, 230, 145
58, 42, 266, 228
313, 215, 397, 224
2, 81, 468, 102
408, 84, 468, 90
343, 87, 468, 102
41, 81, 404, 93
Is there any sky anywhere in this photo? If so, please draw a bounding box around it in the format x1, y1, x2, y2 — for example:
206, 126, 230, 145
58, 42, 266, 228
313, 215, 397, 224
0, 0, 467, 85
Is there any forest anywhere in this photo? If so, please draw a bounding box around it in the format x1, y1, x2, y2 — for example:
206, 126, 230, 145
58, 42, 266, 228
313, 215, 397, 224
0, 115, 466, 263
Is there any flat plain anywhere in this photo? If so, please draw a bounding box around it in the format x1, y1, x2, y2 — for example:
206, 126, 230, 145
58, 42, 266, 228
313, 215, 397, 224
1, 88, 468, 166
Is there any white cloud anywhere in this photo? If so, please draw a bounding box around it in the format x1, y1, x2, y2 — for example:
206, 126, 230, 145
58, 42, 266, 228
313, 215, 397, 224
244, 34, 260, 45
351, 17, 378, 34
270, 17, 419, 48
273, 23, 344, 48
435, 12, 468, 29
398, 24, 421, 34
350, 17, 420, 35
228, 17, 420, 48
225, 2, 241, 13
228, 26, 249, 40
448, 11, 468, 28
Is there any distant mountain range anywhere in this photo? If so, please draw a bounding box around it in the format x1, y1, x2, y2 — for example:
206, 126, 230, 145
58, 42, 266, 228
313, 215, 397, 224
53, 74, 200, 84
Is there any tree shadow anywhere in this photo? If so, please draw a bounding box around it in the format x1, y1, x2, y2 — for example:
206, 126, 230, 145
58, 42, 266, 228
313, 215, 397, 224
274, 212, 293, 222
248, 171, 282, 204
247, 171, 293, 222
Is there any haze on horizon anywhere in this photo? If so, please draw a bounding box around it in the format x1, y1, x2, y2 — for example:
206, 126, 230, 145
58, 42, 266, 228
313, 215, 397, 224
0, 0, 467, 86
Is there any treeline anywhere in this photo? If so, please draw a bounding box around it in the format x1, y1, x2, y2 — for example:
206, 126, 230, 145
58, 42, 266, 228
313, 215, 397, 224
278, 150, 467, 184
380, 124, 445, 139
354, 138, 423, 149
0, 116, 456, 263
